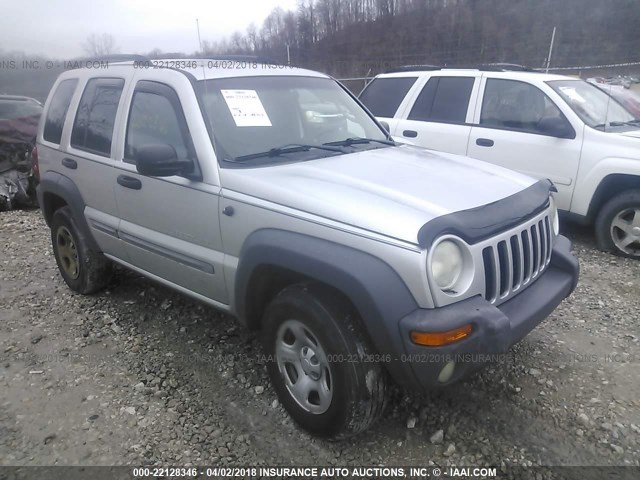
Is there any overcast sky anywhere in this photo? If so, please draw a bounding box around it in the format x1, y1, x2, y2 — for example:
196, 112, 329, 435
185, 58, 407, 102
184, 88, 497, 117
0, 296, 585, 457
0, 0, 298, 58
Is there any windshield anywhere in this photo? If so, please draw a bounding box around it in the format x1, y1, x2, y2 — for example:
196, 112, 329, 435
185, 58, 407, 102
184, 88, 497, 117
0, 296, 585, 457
547, 80, 636, 131
198, 76, 390, 163
594, 84, 640, 119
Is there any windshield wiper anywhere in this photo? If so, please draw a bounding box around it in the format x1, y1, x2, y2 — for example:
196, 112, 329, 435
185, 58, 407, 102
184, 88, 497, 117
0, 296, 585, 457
611, 119, 640, 127
594, 119, 640, 129
323, 137, 396, 147
226, 143, 345, 163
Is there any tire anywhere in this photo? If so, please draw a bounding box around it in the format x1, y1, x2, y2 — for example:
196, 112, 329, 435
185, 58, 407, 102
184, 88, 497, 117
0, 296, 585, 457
50, 206, 112, 294
595, 190, 640, 259
262, 283, 388, 440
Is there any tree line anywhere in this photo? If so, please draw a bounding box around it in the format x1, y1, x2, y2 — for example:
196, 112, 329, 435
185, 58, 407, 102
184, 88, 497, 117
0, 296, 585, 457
198, 0, 640, 78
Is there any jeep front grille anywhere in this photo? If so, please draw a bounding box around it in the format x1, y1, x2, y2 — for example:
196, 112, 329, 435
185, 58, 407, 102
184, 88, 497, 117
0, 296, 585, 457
482, 214, 552, 304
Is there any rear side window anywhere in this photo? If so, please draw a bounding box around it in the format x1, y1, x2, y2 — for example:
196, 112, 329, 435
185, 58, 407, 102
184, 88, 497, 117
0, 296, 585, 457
43, 79, 77, 144
408, 77, 475, 124
71, 78, 124, 156
125, 90, 189, 164
359, 77, 417, 118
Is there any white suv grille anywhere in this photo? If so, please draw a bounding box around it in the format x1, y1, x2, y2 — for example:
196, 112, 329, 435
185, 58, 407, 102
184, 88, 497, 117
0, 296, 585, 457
481, 213, 552, 305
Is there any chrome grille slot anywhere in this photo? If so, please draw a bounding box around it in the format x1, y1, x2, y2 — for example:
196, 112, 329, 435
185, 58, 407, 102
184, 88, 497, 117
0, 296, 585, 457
482, 212, 553, 305
497, 241, 510, 297
482, 247, 497, 303
509, 235, 522, 289
531, 223, 539, 276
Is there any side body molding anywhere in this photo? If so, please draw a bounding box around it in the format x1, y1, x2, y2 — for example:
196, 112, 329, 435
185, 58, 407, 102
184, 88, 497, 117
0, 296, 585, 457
234, 229, 420, 386
37, 171, 100, 251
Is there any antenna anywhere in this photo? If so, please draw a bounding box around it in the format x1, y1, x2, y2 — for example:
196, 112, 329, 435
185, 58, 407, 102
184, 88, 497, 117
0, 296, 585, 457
195, 18, 207, 81
196, 18, 203, 53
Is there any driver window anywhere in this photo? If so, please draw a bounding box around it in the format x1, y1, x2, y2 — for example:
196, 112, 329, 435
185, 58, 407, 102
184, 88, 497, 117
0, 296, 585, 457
125, 91, 189, 164
480, 79, 565, 134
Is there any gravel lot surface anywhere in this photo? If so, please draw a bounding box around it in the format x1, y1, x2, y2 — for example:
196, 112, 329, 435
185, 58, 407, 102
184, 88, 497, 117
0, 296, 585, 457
1, 209, 639, 475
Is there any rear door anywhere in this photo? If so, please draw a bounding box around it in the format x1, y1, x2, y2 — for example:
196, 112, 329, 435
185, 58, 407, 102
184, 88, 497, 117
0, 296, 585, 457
467, 77, 582, 210
113, 75, 228, 305
393, 73, 481, 154
42, 75, 129, 258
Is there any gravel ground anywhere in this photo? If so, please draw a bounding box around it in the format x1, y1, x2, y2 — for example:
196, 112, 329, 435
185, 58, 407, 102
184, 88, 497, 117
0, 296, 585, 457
1, 209, 639, 473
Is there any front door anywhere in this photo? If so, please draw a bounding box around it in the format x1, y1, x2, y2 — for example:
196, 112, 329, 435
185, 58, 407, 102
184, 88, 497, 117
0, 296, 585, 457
467, 78, 582, 211
113, 80, 228, 304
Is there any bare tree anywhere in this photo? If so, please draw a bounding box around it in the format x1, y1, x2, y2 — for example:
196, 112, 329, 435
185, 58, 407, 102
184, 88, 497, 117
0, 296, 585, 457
83, 33, 118, 57
246, 23, 259, 52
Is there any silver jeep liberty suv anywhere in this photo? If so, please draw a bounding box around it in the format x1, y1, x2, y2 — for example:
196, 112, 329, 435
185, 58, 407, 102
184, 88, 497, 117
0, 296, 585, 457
36, 57, 579, 439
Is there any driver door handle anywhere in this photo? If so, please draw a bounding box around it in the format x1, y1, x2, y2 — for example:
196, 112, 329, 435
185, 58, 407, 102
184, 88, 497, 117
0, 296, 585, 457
476, 138, 494, 147
117, 175, 142, 190
62, 158, 77, 169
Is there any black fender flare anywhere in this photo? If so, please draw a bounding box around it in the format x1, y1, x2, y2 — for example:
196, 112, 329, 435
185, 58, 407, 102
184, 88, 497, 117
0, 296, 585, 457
36, 171, 100, 251
235, 229, 420, 387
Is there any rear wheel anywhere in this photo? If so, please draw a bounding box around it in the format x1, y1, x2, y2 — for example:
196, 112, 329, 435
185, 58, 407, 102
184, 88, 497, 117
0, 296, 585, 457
51, 206, 112, 293
262, 283, 388, 439
595, 190, 640, 259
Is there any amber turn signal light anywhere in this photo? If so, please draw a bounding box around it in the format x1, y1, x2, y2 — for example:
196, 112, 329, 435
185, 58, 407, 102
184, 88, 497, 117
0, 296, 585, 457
410, 324, 473, 347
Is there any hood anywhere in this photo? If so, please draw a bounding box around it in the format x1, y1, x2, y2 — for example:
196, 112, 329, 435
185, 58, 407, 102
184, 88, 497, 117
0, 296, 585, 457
221, 145, 538, 245
618, 129, 640, 139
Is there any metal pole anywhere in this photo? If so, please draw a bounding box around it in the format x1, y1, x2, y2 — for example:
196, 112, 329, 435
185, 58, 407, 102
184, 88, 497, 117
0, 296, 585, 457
545, 26, 556, 73
196, 18, 203, 52
287, 44, 291, 65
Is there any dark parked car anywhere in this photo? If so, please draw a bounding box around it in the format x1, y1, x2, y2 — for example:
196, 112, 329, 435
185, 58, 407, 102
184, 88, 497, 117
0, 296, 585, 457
0, 95, 43, 210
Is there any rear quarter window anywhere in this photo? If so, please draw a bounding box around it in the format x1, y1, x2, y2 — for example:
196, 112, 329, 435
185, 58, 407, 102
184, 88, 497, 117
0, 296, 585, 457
359, 77, 417, 118
43, 79, 78, 144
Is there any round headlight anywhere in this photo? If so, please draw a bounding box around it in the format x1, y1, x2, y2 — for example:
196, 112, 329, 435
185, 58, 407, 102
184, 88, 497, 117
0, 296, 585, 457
431, 240, 464, 290
549, 196, 560, 236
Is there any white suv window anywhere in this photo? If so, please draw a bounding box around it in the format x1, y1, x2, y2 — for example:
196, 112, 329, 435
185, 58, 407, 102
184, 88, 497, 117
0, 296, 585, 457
480, 79, 566, 135
408, 76, 474, 124
548, 79, 635, 130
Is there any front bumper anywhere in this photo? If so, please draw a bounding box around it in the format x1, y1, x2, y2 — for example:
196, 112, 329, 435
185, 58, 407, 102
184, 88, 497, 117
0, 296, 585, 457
396, 235, 579, 390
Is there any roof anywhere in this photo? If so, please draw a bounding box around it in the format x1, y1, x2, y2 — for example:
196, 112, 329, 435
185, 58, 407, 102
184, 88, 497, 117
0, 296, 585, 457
77, 57, 330, 81
376, 69, 573, 82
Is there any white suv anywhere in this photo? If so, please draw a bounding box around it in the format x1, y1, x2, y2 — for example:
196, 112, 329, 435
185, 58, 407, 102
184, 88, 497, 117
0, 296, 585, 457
360, 67, 640, 259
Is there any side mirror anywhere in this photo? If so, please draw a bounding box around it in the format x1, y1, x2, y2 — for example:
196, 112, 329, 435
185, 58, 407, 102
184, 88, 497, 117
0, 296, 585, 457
537, 117, 575, 139
379, 121, 391, 134
135, 144, 193, 177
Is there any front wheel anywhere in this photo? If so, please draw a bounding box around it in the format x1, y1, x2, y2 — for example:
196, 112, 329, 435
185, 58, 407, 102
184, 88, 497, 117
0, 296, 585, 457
595, 190, 640, 259
262, 283, 388, 439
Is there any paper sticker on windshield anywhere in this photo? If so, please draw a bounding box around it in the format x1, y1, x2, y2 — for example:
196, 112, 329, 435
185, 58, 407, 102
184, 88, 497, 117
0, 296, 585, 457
221, 89, 272, 127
